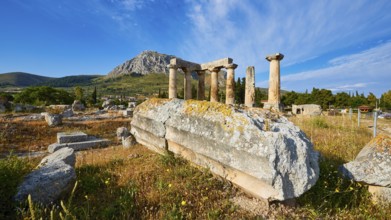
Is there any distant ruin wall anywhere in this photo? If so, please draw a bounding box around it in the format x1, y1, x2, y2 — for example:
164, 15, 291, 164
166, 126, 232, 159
130, 98, 319, 201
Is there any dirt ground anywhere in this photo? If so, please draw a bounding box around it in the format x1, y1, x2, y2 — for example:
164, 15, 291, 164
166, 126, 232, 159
0, 114, 130, 156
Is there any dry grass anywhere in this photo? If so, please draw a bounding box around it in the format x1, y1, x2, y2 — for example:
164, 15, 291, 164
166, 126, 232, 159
0, 117, 129, 155
2, 114, 391, 219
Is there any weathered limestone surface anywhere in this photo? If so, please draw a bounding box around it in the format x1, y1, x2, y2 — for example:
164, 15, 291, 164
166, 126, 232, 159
117, 127, 129, 141
122, 135, 137, 148
170, 58, 201, 70
130, 98, 319, 201
15, 147, 76, 205
340, 135, 391, 203
340, 135, 391, 187
200, 58, 233, 70
245, 66, 255, 107
57, 132, 88, 144
39, 147, 76, 168
72, 100, 85, 111
210, 68, 220, 102
45, 114, 63, 126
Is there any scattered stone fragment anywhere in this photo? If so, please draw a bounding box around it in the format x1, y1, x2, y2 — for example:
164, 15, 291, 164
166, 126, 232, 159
340, 135, 391, 187
340, 134, 391, 203
45, 114, 63, 126
72, 100, 85, 111
15, 147, 76, 205
116, 127, 129, 141
122, 135, 137, 148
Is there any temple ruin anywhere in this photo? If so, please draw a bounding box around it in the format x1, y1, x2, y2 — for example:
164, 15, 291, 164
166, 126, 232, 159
167, 58, 238, 104
167, 52, 284, 110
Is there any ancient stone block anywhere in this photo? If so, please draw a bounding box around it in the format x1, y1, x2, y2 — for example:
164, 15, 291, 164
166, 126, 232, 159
15, 147, 76, 205
340, 135, 391, 187
57, 132, 88, 144
130, 98, 319, 201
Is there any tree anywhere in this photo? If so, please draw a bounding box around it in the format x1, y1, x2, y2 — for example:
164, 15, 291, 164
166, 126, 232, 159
74, 86, 84, 101
281, 91, 298, 107
334, 92, 350, 108
91, 86, 97, 104
380, 90, 391, 110
13, 86, 74, 105
367, 92, 377, 107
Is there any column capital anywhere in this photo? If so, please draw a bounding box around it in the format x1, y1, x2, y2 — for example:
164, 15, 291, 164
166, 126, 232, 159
225, 63, 238, 69
265, 53, 284, 62
167, 64, 177, 69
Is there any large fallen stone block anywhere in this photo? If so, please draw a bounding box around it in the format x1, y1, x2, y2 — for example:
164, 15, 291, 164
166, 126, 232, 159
131, 98, 319, 201
57, 132, 88, 144
15, 147, 76, 205
340, 135, 391, 187
39, 147, 76, 167
48, 138, 110, 153
340, 135, 391, 203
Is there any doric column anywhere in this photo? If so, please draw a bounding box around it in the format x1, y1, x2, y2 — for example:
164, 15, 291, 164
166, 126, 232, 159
210, 67, 220, 102
197, 70, 205, 100
183, 68, 192, 100
265, 53, 284, 111
245, 66, 255, 107
225, 64, 237, 105
168, 64, 178, 99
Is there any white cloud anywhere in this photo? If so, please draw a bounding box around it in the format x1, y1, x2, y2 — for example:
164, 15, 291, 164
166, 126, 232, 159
183, 1, 390, 67
280, 41, 391, 96
182, 0, 391, 96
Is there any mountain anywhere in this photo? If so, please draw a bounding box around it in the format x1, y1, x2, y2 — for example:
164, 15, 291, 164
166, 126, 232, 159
38, 75, 102, 87
107, 50, 176, 77
0, 72, 53, 87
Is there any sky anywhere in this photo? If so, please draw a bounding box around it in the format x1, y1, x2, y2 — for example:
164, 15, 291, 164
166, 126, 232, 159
0, 0, 390, 97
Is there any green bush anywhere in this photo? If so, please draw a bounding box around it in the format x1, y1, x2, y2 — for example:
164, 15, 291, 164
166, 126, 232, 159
0, 155, 33, 219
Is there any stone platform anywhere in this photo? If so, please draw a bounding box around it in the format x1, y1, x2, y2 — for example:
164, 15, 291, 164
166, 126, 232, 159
48, 132, 110, 153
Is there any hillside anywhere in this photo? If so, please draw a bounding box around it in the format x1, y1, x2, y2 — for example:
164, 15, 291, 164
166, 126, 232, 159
0, 72, 53, 87
107, 50, 176, 77
38, 75, 103, 87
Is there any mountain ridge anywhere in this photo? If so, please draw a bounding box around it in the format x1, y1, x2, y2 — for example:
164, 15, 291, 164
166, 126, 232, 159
107, 50, 176, 77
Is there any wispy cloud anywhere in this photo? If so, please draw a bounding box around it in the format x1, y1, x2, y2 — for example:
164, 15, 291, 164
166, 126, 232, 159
183, 1, 390, 68
280, 41, 391, 96
182, 0, 391, 96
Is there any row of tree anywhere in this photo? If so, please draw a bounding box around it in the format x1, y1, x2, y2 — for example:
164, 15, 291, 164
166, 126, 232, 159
9, 86, 98, 107
282, 88, 391, 110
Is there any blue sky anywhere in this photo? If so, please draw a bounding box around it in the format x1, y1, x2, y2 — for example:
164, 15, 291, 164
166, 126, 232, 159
1, 0, 390, 97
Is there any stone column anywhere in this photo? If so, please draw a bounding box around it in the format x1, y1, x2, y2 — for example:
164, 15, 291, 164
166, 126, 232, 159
168, 64, 178, 99
245, 66, 255, 107
183, 68, 192, 100
197, 70, 205, 100
225, 64, 237, 105
210, 67, 220, 102
265, 53, 284, 111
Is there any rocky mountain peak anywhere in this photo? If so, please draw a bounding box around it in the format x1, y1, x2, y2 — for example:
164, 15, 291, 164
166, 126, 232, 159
107, 50, 176, 77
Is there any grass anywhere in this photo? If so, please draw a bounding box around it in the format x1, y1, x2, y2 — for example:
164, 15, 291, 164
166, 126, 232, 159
291, 115, 391, 218
1, 114, 391, 218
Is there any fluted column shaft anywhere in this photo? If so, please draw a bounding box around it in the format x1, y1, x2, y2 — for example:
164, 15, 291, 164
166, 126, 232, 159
168, 64, 177, 99
265, 53, 284, 109
225, 64, 237, 105
183, 68, 192, 100
210, 68, 220, 102
245, 66, 255, 107
197, 70, 205, 100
